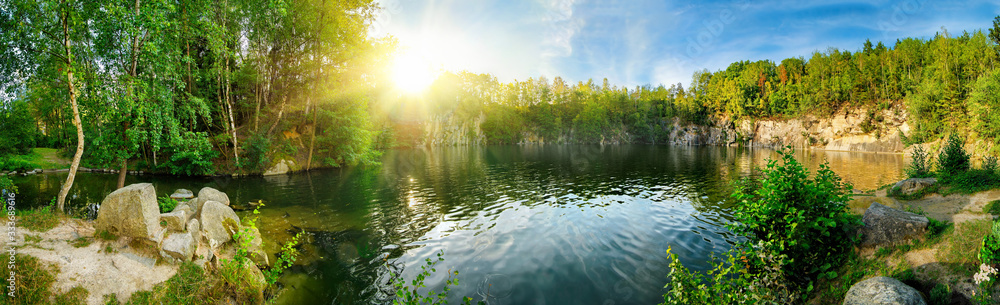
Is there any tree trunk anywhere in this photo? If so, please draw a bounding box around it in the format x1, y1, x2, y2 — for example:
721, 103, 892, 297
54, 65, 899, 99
117, 159, 128, 189
307, 103, 317, 170
57, 6, 84, 214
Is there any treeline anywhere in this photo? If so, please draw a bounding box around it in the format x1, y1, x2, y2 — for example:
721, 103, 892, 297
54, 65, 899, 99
1, 0, 387, 181
406, 20, 1000, 146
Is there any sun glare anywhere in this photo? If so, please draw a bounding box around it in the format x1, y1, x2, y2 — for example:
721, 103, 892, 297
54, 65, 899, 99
392, 51, 437, 94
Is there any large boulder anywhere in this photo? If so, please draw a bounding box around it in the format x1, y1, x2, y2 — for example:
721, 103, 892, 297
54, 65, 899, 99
263, 159, 295, 176
198, 187, 230, 206
200, 200, 241, 250
860, 203, 929, 248
160, 231, 197, 262
892, 178, 937, 196
843, 276, 926, 305
95, 183, 161, 239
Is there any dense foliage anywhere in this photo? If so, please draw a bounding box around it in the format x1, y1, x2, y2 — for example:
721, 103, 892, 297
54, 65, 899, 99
663, 148, 857, 304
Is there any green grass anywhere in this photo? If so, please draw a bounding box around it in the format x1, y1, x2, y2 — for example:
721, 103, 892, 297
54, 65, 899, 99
0, 254, 88, 305
71, 237, 92, 248
97, 230, 118, 241
940, 219, 992, 276
0, 148, 69, 172
19, 205, 61, 232
986, 200, 1000, 215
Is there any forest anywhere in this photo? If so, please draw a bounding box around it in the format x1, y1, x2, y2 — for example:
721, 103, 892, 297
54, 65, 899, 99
3, 2, 1000, 207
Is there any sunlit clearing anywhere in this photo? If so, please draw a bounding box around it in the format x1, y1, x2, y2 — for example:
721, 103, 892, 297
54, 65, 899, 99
392, 51, 437, 94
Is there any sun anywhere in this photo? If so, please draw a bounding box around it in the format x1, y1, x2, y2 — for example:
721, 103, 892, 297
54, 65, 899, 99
392, 51, 437, 94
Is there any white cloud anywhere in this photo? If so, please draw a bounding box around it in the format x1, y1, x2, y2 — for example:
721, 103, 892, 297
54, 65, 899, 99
539, 0, 584, 76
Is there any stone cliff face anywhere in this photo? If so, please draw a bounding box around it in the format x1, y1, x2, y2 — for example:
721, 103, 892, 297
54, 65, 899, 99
666, 107, 909, 153
418, 106, 914, 154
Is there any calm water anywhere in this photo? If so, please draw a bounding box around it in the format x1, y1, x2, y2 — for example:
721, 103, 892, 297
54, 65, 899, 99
10, 145, 903, 304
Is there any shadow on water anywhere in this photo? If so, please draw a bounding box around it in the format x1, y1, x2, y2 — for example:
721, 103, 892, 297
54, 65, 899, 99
10, 145, 903, 304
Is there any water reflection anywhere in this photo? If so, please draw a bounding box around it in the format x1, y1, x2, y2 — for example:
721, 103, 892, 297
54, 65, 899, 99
10, 145, 903, 304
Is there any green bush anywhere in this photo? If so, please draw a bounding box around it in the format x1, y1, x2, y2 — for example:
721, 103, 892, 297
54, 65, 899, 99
157, 196, 178, 213
929, 283, 951, 305
388, 250, 478, 305
980, 220, 1000, 265
906, 145, 933, 178
0, 99, 39, 157
663, 147, 857, 303
481, 105, 525, 144
937, 134, 970, 183
730, 147, 857, 284
0, 154, 39, 172
238, 133, 271, 173
0, 176, 16, 194
160, 131, 218, 176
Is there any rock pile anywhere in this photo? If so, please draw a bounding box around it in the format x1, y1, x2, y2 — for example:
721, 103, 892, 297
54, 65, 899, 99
94, 183, 267, 265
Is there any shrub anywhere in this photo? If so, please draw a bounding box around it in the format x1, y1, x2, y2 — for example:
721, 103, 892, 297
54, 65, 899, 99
980, 220, 1000, 266
157, 196, 178, 213
238, 133, 271, 173
906, 145, 933, 178
0, 176, 16, 194
937, 134, 970, 182
160, 131, 218, 176
929, 283, 951, 305
663, 147, 857, 303
730, 147, 857, 284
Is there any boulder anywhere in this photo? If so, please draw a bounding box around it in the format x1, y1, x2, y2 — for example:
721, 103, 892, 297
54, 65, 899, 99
188, 198, 207, 218
200, 200, 241, 250
187, 219, 200, 238
95, 183, 161, 239
892, 178, 937, 196
860, 203, 929, 248
263, 159, 295, 176
246, 226, 269, 267
160, 231, 197, 262
172, 203, 193, 219
160, 210, 188, 232
169, 189, 194, 200
843, 276, 926, 305
198, 187, 230, 206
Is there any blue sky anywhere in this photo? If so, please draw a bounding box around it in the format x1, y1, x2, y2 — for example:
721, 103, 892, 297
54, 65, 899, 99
373, 0, 1000, 88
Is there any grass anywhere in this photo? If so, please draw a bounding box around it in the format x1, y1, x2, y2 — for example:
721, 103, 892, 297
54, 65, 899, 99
811, 217, 969, 303
939, 219, 993, 276
110, 261, 266, 305
97, 230, 118, 241
71, 237, 92, 248
18, 204, 61, 232
0, 148, 69, 172
986, 200, 1000, 215
24, 234, 42, 243
0, 254, 88, 305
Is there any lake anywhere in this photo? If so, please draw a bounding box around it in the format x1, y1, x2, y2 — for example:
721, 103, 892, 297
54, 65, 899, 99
10, 145, 904, 304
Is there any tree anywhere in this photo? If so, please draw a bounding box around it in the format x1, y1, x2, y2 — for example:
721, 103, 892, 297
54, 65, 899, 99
1, 0, 90, 212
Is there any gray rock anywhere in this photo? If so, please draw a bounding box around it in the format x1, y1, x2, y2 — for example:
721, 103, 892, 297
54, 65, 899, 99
188, 198, 207, 218
843, 276, 926, 305
263, 159, 295, 176
160, 210, 188, 232
170, 189, 194, 200
95, 183, 161, 239
160, 231, 197, 262
171, 203, 193, 218
860, 203, 929, 248
246, 225, 269, 267
198, 187, 230, 206
892, 178, 937, 196
187, 219, 200, 238
200, 200, 240, 250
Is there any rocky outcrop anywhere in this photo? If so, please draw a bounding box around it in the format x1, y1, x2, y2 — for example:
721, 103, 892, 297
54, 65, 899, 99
892, 178, 937, 196
95, 183, 161, 239
843, 276, 926, 305
860, 203, 929, 248
665, 107, 908, 152
94, 183, 256, 265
